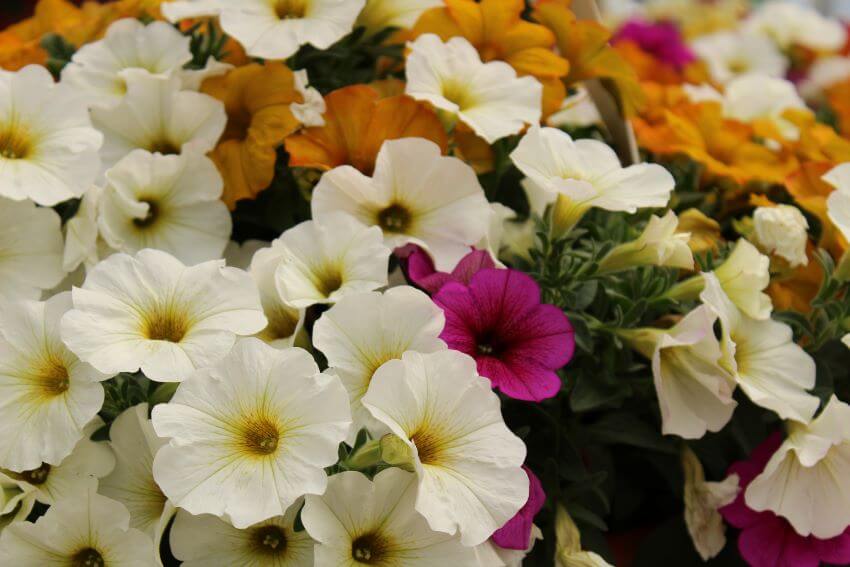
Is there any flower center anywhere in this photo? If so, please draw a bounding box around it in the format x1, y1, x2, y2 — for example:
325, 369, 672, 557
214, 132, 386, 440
0, 125, 32, 160
133, 200, 160, 229
9, 463, 52, 485
239, 416, 281, 456
38, 358, 71, 397
351, 532, 390, 565
275, 0, 307, 19
142, 306, 189, 343
148, 138, 180, 155
71, 547, 105, 567
316, 267, 344, 298
251, 525, 288, 556
440, 80, 476, 111
258, 305, 299, 342
728, 58, 750, 74
377, 204, 411, 233
410, 428, 444, 466
476, 343, 495, 355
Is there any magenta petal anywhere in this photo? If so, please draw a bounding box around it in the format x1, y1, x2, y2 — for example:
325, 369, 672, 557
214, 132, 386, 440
812, 529, 850, 564
499, 359, 562, 401
467, 269, 541, 321
405, 246, 452, 294
508, 304, 575, 369
451, 249, 496, 285
492, 466, 546, 550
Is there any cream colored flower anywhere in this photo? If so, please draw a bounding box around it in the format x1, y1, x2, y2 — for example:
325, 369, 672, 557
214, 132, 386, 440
0, 65, 102, 206
151, 339, 351, 528
722, 75, 807, 141
63, 186, 108, 273
361, 350, 527, 546
291, 70, 326, 128
312, 287, 445, 442
682, 447, 739, 561
597, 211, 693, 274
745, 1, 847, 52
554, 505, 613, 567
746, 395, 850, 539
406, 34, 542, 143
312, 137, 491, 271
356, 0, 443, 36
273, 213, 390, 308
248, 241, 305, 348
691, 31, 787, 85
825, 163, 850, 243
61, 249, 267, 383
753, 205, 809, 267
170, 503, 313, 566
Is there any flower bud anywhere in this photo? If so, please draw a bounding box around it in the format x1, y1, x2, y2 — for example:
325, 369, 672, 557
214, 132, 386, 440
753, 205, 809, 268
597, 211, 694, 274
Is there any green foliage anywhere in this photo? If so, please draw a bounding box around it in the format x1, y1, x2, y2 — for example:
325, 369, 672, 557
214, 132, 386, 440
183, 21, 229, 70
40, 33, 76, 79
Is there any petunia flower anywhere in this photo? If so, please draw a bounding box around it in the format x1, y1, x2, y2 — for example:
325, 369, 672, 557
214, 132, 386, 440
0, 293, 108, 473
0, 484, 156, 567
99, 149, 232, 265
612, 19, 695, 70
361, 350, 528, 546
405, 34, 543, 143
163, 0, 365, 61
284, 84, 448, 174
312, 286, 445, 442
722, 75, 808, 141
690, 30, 787, 85
248, 241, 305, 348
312, 137, 491, 271
201, 62, 306, 207
357, 0, 442, 37
0, 197, 65, 300
0, 65, 102, 206
492, 466, 546, 551
92, 72, 226, 174
720, 431, 850, 567
412, 0, 569, 116
151, 339, 351, 528
99, 404, 174, 547
170, 503, 314, 566
303, 468, 479, 565
60, 249, 267, 383
825, 163, 850, 245
433, 268, 575, 402
403, 245, 495, 295
272, 213, 390, 308
744, 1, 847, 52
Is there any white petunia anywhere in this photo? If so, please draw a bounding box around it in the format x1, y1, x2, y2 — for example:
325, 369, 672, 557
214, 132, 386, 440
825, 163, 850, 243
99, 149, 231, 264
151, 339, 351, 528
61, 249, 267, 383
753, 205, 809, 267
722, 74, 807, 141
356, 0, 443, 35
746, 395, 850, 539
312, 287, 446, 442
273, 213, 390, 308
91, 72, 226, 173
0, 65, 102, 206
800, 56, 850, 100
61, 19, 192, 109
0, 484, 156, 567
0, 476, 34, 532
700, 273, 819, 424
2, 419, 114, 506
711, 239, 773, 320
682, 447, 739, 561
163, 0, 366, 61
690, 31, 787, 85
0, 197, 65, 300
63, 186, 108, 273
170, 503, 313, 566
248, 241, 305, 347
510, 126, 675, 234
291, 69, 326, 127
361, 350, 528, 546
303, 468, 480, 565
406, 34, 542, 143
0, 293, 107, 472
312, 137, 491, 271
554, 504, 613, 567
745, 1, 847, 52
598, 211, 694, 274
621, 306, 737, 440
99, 404, 174, 545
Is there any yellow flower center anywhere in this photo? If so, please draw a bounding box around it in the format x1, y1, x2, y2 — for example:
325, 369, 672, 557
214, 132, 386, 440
142, 304, 190, 343
258, 305, 299, 342
8, 463, 52, 486
0, 124, 32, 160
275, 0, 307, 19
410, 427, 446, 466
238, 415, 281, 457
315, 266, 344, 298
71, 547, 105, 567
351, 531, 391, 565
440, 80, 477, 111
728, 58, 750, 74
148, 138, 181, 155
36, 358, 71, 398
377, 204, 411, 234
251, 524, 288, 556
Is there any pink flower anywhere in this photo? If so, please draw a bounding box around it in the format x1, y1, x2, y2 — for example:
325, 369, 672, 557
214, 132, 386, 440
401, 245, 495, 294
613, 19, 695, 69
720, 432, 850, 567
492, 466, 545, 550
433, 268, 574, 401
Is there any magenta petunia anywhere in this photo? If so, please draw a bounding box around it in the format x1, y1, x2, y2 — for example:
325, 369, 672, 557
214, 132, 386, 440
612, 19, 695, 70
433, 268, 575, 401
402, 244, 495, 294
492, 466, 546, 550
720, 432, 850, 567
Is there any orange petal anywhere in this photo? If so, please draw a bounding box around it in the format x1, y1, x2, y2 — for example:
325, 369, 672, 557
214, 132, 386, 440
211, 139, 277, 209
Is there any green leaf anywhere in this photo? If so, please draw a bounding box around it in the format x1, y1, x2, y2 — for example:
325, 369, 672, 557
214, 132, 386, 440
585, 412, 676, 454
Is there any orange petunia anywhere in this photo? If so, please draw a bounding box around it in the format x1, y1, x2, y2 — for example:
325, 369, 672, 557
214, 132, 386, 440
613, 42, 709, 87
787, 162, 849, 259
767, 242, 824, 313
202, 62, 304, 208
827, 78, 850, 138
284, 84, 448, 175
412, 0, 569, 117
633, 101, 798, 187
532, 0, 645, 116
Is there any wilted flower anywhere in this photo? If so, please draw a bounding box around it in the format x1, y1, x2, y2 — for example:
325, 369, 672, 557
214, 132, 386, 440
682, 446, 739, 561
753, 205, 810, 268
